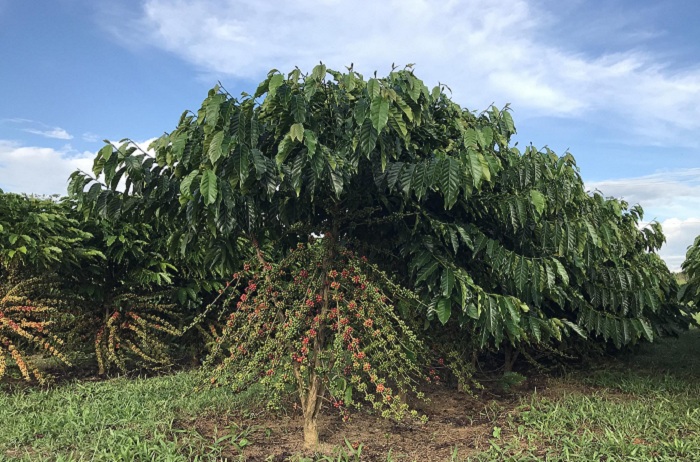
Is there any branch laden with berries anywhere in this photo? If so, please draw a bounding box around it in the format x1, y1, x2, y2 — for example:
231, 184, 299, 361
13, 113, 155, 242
93, 292, 181, 374
0, 277, 71, 383
207, 240, 428, 449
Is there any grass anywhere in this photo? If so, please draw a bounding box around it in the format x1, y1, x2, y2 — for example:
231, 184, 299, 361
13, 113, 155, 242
0, 370, 262, 461
1, 331, 699, 461
467, 330, 700, 461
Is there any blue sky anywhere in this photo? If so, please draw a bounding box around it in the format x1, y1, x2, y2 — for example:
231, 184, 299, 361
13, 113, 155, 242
1, 0, 698, 269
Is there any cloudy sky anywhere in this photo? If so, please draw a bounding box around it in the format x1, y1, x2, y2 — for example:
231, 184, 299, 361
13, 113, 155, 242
1, 0, 698, 270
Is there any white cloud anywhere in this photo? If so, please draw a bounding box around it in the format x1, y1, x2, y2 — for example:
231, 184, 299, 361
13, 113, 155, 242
0, 140, 94, 196
82, 132, 101, 142
658, 218, 700, 272
23, 127, 73, 140
588, 169, 700, 272
587, 169, 700, 220
0, 138, 159, 196
2, 118, 73, 140
102, 0, 700, 146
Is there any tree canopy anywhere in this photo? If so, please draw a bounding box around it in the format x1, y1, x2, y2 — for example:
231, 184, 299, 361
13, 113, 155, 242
69, 65, 693, 356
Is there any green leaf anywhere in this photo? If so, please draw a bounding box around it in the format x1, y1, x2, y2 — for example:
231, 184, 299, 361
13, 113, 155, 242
200, 169, 218, 205
529, 189, 545, 216
503, 111, 516, 133
467, 150, 483, 188
251, 149, 267, 179
233, 145, 250, 184
395, 97, 414, 122
385, 162, 403, 191
552, 259, 569, 286
639, 318, 654, 342
180, 170, 199, 197
303, 130, 317, 158
437, 297, 452, 325
415, 260, 438, 285
367, 78, 380, 98
268, 74, 284, 97
359, 119, 378, 157
291, 94, 306, 123
330, 169, 344, 197
441, 268, 455, 297
370, 96, 390, 133
439, 157, 460, 209
562, 319, 587, 339
311, 63, 326, 81
290, 123, 304, 142
208, 130, 225, 164
516, 257, 529, 294
529, 317, 542, 343
99, 144, 113, 162
388, 112, 408, 137
276, 135, 294, 165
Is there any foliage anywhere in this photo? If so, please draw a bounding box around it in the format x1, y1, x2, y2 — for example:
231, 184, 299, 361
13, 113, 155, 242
0, 192, 101, 382
75, 216, 184, 374
680, 234, 700, 307
0, 191, 101, 275
72, 65, 689, 356
0, 190, 197, 378
66, 64, 693, 442
208, 240, 428, 448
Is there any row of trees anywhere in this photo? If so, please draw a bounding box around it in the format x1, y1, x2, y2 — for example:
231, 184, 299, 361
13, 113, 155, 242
2, 65, 698, 448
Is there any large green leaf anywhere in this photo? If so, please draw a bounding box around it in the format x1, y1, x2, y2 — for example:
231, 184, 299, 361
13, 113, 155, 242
99, 144, 113, 163
359, 119, 378, 157
367, 78, 380, 98
529, 189, 545, 216
437, 297, 452, 325
200, 169, 218, 205
180, 170, 199, 197
439, 157, 460, 209
208, 130, 225, 164
291, 94, 306, 123
369, 96, 390, 133
290, 123, 304, 142
467, 149, 483, 188
441, 268, 455, 297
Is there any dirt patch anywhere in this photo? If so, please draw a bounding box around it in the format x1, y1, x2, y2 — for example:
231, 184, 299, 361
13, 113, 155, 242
176, 381, 562, 461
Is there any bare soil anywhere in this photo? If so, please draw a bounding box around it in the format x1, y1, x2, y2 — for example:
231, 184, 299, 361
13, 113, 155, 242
178, 376, 562, 461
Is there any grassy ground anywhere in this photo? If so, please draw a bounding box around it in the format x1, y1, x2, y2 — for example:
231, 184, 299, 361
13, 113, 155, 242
1, 331, 699, 461
469, 330, 700, 461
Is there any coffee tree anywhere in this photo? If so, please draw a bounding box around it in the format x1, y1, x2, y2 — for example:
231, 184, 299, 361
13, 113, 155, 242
0, 191, 100, 382
69, 65, 693, 445
208, 240, 428, 448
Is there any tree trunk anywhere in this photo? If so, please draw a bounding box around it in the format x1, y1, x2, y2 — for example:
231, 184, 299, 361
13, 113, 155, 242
504, 345, 513, 373
303, 414, 319, 450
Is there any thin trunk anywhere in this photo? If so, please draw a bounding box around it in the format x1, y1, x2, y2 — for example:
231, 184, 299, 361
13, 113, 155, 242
504, 345, 519, 372
504, 345, 512, 373
303, 413, 319, 449
300, 224, 339, 450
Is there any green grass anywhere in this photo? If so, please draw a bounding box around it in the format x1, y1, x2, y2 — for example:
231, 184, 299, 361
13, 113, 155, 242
0, 370, 260, 461
2, 332, 699, 461
467, 330, 700, 462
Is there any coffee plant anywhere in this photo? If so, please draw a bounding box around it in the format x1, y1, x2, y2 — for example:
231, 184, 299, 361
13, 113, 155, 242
67, 65, 695, 444
208, 239, 427, 448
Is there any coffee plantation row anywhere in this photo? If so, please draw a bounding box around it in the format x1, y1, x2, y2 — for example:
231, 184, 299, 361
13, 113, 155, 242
1, 65, 698, 448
